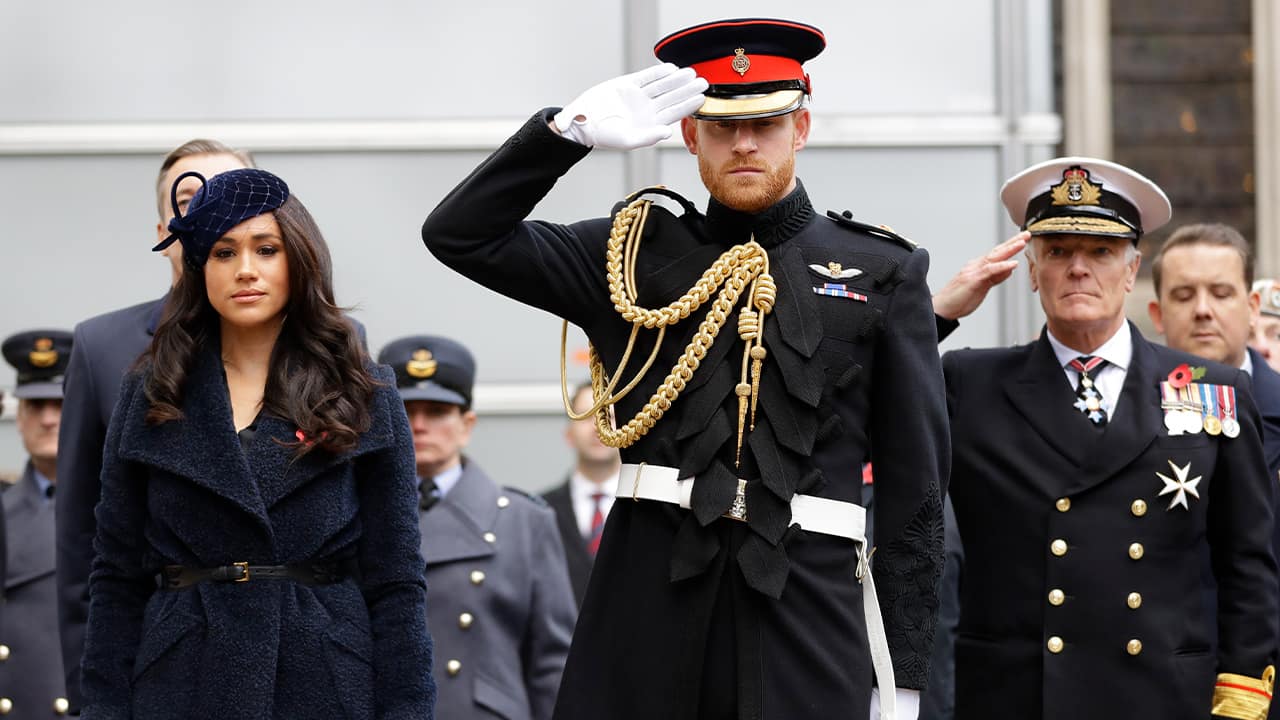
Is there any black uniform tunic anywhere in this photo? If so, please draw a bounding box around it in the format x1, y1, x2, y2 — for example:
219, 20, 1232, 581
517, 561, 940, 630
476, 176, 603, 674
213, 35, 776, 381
422, 110, 949, 720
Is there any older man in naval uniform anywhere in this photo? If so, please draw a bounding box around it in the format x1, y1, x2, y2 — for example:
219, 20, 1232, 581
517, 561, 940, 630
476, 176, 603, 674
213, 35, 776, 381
944, 158, 1278, 720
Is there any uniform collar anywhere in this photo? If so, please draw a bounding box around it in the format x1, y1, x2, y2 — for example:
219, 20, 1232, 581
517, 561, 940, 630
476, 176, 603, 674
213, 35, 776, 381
704, 179, 814, 249
1242, 349, 1255, 376
429, 462, 465, 498
1046, 321, 1132, 371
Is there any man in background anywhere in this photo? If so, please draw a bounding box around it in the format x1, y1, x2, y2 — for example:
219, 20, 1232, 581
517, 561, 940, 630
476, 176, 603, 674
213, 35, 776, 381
1251, 278, 1280, 373
2, 330, 73, 716
379, 335, 575, 720
542, 382, 621, 607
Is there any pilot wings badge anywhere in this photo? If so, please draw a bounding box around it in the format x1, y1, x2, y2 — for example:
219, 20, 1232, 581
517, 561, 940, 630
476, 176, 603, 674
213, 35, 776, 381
809, 261, 863, 280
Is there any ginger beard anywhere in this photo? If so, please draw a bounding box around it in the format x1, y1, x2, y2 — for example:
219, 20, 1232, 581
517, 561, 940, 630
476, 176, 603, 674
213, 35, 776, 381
699, 150, 796, 214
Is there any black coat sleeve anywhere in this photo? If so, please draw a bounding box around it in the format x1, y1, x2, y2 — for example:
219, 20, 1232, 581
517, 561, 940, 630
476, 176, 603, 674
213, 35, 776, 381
54, 321, 106, 711
421, 109, 613, 329
868, 248, 950, 688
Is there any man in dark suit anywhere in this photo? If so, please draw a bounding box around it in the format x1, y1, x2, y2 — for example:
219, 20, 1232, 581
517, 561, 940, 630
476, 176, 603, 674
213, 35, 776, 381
1147, 223, 1280, 716
945, 157, 1278, 720
542, 382, 621, 607
2, 330, 73, 716
422, 18, 947, 719
379, 335, 576, 720
54, 139, 252, 711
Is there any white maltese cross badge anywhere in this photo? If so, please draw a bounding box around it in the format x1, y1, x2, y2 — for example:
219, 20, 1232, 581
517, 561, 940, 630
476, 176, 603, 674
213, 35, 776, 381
1156, 460, 1201, 511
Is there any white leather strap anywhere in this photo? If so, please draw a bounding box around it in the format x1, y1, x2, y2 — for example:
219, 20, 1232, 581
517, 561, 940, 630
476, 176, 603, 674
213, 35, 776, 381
615, 463, 898, 718
617, 463, 866, 541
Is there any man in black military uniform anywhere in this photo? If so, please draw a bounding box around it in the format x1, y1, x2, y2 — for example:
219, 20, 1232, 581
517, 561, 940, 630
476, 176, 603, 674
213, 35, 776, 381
2, 330, 73, 717
945, 157, 1278, 720
54, 139, 253, 711
422, 18, 947, 720
379, 335, 576, 720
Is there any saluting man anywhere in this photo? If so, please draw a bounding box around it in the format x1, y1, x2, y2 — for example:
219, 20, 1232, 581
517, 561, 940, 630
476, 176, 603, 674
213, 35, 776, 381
944, 158, 1278, 719
1, 330, 73, 717
378, 335, 576, 720
422, 17, 947, 720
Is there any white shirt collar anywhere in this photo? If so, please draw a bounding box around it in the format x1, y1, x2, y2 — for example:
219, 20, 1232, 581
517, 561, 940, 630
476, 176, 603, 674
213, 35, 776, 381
1046, 322, 1133, 371
570, 470, 616, 504
1242, 350, 1255, 376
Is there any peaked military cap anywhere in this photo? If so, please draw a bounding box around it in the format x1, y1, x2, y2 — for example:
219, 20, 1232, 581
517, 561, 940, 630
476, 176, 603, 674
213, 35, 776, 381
654, 18, 825, 120
378, 335, 476, 408
1000, 156, 1171, 244
2, 329, 72, 400
1255, 279, 1280, 318
153, 168, 290, 268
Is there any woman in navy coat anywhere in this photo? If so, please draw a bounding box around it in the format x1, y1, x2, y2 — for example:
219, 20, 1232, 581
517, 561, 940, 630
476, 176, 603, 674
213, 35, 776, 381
80, 168, 435, 719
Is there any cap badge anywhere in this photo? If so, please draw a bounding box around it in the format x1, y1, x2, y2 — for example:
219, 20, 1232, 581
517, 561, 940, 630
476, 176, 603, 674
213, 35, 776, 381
1050, 166, 1102, 207
29, 338, 57, 368
731, 47, 751, 77
406, 349, 437, 379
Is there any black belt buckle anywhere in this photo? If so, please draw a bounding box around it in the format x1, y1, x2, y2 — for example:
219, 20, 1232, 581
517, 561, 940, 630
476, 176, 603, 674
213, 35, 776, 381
232, 561, 250, 583
210, 562, 251, 583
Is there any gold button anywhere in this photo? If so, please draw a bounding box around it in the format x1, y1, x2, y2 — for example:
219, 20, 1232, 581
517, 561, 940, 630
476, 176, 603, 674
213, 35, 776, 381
1127, 592, 1142, 609
1127, 639, 1143, 656
446, 659, 462, 677
0, 645, 8, 662
1050, 539, 1068, 557
497, 496, 510, 509
1047, 636, 1064, 653
483, 532, 497, 544
470, 570, 486, 586
1128, 542, 1144, 560
1048, 589, 1065, 606
1055, 497, 1071, 513
459, 612, 474, 630
1131, 499, 1147, 517
0, 698, 11, 715
54, 698, 69, 716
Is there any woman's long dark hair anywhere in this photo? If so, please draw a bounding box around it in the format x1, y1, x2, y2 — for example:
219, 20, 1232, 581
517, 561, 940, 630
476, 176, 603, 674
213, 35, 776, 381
142, 194, 376, 456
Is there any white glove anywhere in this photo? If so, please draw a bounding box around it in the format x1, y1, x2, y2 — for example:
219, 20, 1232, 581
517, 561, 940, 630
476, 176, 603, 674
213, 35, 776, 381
553, 63, 708, 150
869, 687, 920, 720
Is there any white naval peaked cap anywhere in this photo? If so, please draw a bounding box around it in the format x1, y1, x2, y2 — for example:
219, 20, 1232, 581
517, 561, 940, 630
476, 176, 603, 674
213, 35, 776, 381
1000, 156, 1172, 242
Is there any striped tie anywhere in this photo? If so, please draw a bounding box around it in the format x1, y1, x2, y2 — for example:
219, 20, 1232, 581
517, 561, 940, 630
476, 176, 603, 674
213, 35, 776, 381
1068, 355, 1109, 427
586, 493, 606, 557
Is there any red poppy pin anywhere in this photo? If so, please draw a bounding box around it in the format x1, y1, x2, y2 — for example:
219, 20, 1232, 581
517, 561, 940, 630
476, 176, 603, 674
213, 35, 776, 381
295, 429, 329, 446
1166, 363, 1206, 389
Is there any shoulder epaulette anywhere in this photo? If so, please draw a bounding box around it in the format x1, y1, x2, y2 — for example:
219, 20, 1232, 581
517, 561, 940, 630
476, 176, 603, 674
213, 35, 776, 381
501, 486, 550, 509
826, 210, 918, 252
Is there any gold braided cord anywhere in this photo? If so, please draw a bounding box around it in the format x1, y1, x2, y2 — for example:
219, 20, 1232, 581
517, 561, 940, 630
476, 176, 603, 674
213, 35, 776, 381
555, 191, 775, 451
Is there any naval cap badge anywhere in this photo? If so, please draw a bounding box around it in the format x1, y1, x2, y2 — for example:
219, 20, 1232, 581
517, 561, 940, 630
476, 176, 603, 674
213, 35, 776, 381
1050, 166, 1102, 207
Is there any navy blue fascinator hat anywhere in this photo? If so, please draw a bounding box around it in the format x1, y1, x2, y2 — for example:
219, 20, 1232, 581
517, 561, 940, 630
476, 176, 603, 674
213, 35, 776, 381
153, 168, 290, 268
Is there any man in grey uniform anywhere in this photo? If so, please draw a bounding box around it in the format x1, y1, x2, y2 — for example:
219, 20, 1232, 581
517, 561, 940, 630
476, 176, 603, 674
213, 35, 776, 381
379, 335, 576, 720
2, 330, 73, 717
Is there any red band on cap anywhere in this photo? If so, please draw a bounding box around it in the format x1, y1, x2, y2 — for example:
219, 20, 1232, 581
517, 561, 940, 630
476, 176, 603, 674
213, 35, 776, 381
691, 54, 805, 86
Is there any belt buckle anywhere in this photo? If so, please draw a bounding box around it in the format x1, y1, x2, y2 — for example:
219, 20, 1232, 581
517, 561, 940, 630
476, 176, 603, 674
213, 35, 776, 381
723, 479, 748, 522
232, 561, 250, 583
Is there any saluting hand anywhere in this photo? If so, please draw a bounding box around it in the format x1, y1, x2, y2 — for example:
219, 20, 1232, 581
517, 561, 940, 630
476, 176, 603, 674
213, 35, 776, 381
932, 231, 1030, 321
553, 63, 708, 150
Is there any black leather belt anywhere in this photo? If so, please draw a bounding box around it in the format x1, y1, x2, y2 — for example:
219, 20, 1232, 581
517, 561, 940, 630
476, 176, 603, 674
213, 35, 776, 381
158, 560, 353, 590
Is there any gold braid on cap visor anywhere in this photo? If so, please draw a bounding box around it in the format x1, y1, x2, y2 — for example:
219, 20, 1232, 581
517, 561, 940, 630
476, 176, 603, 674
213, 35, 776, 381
560, 189, 775, 467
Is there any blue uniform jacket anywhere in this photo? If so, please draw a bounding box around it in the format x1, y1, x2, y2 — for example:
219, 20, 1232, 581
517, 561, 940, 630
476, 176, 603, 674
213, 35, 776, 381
79, 346, 433, 719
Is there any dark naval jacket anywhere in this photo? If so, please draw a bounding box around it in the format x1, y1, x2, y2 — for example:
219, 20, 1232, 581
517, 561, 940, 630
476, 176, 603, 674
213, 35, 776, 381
541, 479, 595, 606
422, 460, 575, 720
422, 110, 949, 719
1, 464, 65, 717
79, 346, 434, 719
944, 325, 1278, 720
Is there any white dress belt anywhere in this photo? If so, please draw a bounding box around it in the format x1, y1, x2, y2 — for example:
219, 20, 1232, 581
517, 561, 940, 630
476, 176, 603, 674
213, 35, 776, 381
615, 462, 901, 720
